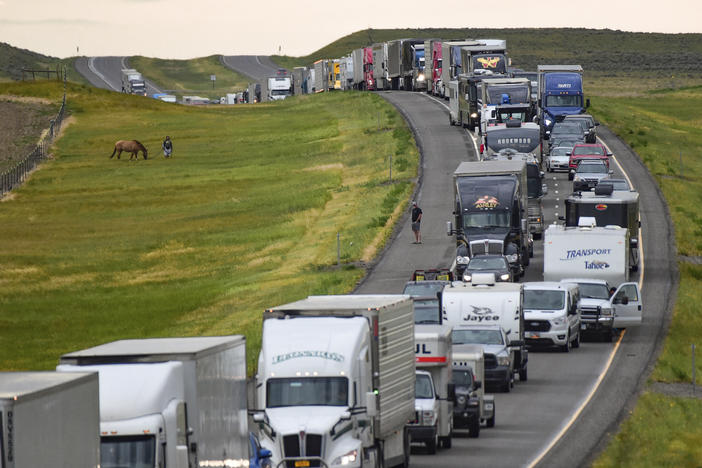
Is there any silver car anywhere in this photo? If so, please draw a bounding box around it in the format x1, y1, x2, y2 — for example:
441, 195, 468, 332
572, 160, 613, 191
547, 146, 572, 172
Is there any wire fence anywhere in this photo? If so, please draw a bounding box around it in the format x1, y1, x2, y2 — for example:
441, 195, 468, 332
0, 71, 67, 198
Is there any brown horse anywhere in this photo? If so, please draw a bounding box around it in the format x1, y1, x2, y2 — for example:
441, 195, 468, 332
110, 140, 148, 160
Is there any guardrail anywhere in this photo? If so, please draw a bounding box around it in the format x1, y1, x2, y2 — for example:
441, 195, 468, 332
0, 72, 67, 198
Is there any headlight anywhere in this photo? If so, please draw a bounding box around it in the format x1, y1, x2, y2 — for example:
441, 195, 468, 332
332, 449, 358, 466
544, 118, 552, 126
497, 354, 510, 366
500, 273, 510, 281
551, 316, 566, 326
599, 306, 613, 316
470, 112, 478, 118
463, 274, 472, 282
417, 74, 425, 81
574, 176, 582, 182
457, 395, 466, 405
422, 410, 436, 425
506, 254, 518, 263
456, 256, 470, 265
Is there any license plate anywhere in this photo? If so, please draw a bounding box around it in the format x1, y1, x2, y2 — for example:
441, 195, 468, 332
295, 461, 311, 468
485, 403, 494, 410
581, 324, 587, 330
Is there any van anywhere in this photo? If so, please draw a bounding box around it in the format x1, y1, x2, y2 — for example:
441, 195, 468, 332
523, 282, 581, 352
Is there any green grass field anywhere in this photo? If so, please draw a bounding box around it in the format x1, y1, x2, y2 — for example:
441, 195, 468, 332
129, 55, 250, 99
589, 86, 702, 466
0, 81, 418, 372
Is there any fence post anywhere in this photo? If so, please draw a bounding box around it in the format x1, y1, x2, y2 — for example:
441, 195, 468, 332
693, 343, 696, 396
337, 232, 341, 266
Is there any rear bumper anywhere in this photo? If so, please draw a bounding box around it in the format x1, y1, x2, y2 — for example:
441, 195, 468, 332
485, 366, 511, 388
407, 425, 436, 443
453, 406, 480, 428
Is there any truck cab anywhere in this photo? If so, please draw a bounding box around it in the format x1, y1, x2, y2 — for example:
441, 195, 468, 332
452, 344, 495, 435
523, 282, 582, 352
537, 65, 585, 135
411, 370, 442, 453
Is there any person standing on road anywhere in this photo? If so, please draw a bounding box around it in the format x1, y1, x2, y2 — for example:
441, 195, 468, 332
411, 201, 423, 244
162, 136, 173, 158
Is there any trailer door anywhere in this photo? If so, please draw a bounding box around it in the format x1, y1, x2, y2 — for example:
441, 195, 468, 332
612, 283, 642, 328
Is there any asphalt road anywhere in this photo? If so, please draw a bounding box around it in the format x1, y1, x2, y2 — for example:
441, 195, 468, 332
356, 91, 674, 468
221, 55, 281, 81
74, 56, 163, 95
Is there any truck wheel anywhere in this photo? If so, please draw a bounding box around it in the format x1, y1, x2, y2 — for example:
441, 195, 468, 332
468, 419, 480, 438
400, 429, 410, 468
519, 366, 528, 381
439, 435, 452, 448
426, 431, 438, 454
561, 332, 571, 352
486, 406, 496, 428
449, 114, 454, 126
573, 330, 581, 348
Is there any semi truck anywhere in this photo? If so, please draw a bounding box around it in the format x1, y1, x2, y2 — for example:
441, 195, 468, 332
0, 371, 100, 468
121, 68, 147, 96
410, 325, 454, 453
372, 42, 389, 90
267, 75, 292, 100
451, 73, 509, 130
352, 48, 364, 89
424, 39, 442, 95
565, 185, 640, 270
477, 77, 534, 131
451, 344, 495, 434
482, 143, 546, 240
441, 40, 481, 97
58, 336, 251, 468
459, 39, 508, 76
314, 59, 328, 93
442, 276, 528, 388
447, 160, 530, 278
362, 47, 374, 90
254, 295, 415, 468
537, 65, 585, 135
410, 42, 427, 91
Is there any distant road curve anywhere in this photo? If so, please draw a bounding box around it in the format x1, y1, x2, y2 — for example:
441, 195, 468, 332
74, 56, 163, 95
220, 55, 282, 81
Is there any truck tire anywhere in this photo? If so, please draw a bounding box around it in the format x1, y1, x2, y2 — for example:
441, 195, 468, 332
519, 366, 528, 381
468, 418, 480, 438
561, 332, 571, 352
439, 435, 452, 448
573, 330, 581, 348
486, 404, 496, 428
426, 430, 438, 454
400, 429, 410, 468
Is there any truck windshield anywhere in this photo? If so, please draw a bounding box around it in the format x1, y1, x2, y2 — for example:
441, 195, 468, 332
463, 211, 510, 229
267, 377, 348, 407
576, 283, 610, 299
271, 89, 290, 96
415, 374, 434, 399
451, 369, 474, 387
524, 290, 565, 310
101, 435, 155, 468
472, 54, 506, 74
486, 86, 529, 104
413, 299, 440, 324
457, 176, 515, 229
403, 282, 444, 297
545, 95, 582, 108
452, 329, 504, 345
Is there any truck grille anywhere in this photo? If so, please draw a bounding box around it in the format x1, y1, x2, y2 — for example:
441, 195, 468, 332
484, 353, 497, 369
580, 306, 600, 318
525, 320, 551, 332
283, 434, 323, 467
470, 240, 503, 256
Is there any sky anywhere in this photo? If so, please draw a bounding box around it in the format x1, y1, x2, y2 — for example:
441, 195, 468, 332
0, 0, 699, 59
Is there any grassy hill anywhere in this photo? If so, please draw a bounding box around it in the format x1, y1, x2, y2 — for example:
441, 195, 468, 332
129, 55, 251, 99
0, 42, 91, 86
272, 28, 702, 78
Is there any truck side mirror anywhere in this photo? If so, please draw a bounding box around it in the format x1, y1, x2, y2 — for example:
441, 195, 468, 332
366, 392, 378, 417
542, 184, 548, 196
446, 221, 453, 236
521, 218, 527, 232
474, 380, 482, 390
259, 448, 272, 459
586, 98, 591, 108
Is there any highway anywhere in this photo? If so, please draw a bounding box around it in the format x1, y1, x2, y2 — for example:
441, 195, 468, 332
70, 57, 676, 467
75, 56, 163, 95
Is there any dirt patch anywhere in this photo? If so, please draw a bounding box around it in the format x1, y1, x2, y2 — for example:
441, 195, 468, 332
0, 98, 57, 172
650, 381, 702, 399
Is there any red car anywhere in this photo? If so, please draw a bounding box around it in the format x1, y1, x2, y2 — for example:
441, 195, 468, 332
568, 143, 612, 171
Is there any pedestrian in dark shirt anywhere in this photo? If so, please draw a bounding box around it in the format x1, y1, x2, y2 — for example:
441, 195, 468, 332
411, 201, 423, 244
162, 136, 173, 158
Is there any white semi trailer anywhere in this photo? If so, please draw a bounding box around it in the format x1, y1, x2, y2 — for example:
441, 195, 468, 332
255, 295, 415, 468
0, 371, 100, 468
58, 336, 250, 468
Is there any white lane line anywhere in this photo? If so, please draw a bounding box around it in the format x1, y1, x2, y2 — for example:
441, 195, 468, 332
527, 330, 627, 468
527, 135, 646, 467
88, 57, 119, 91
420, 93, 481, 158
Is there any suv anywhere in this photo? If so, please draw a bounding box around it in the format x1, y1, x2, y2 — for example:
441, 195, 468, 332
564, 114, 599, 143
571, 160, 613, 189
462, 255, 512, 283
523, 282, 581, 352
568, 143, 612, 171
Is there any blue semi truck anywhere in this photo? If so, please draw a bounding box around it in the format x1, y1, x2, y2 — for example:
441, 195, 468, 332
537, 65, 586, 136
